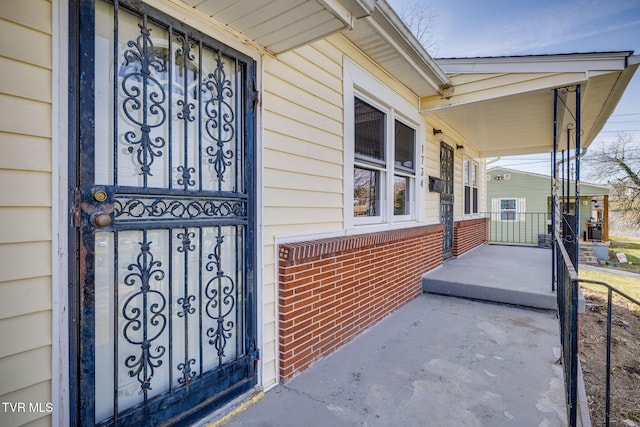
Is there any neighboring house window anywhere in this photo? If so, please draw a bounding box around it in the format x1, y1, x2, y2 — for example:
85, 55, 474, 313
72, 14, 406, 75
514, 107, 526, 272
492, 197, 526, 222
353, 96, 416, 223
464, 159, 479, 214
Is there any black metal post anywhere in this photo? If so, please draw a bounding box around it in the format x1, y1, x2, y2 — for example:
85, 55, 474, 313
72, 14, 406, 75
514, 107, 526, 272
574, 85, 581, 272
552, 89, 558, 292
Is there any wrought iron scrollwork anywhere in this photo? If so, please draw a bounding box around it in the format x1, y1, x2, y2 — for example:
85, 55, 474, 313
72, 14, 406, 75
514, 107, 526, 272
120, 20, 167, 178
122, 238, 167, 398
204, 229, 236, 362
203, 53, 235, 183
175, 35, 197, 189
114, 197, 246, 220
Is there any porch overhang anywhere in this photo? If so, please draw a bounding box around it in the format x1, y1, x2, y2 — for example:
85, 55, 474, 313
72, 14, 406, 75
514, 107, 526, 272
176, 0, 377, 54
176, 0, 450, 97
421, 52, 638, 157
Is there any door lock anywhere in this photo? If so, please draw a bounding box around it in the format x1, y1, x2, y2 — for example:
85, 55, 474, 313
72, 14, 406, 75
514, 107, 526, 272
93, 190, 108, 202
90, 211, 112, 227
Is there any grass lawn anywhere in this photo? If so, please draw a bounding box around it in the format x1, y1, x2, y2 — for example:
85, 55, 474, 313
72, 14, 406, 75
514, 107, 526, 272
607, 235, 640, 273
580, 269, 640, 305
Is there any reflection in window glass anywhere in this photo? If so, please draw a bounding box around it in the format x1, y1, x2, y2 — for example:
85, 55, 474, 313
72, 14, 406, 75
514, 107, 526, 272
354, 98, 385, 162
394, 120, 414, 171
500, 198, 517, 221
394, 175, 409, 215
354, 167, 379, 217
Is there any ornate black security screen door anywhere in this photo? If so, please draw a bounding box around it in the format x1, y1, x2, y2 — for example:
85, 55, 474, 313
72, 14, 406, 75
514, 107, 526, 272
440, 142, 454, 259
73, 0, 257, 425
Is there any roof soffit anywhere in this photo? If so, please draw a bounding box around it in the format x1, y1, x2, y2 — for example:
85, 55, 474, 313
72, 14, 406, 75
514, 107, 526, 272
422, 53, 636, 158
177, 0, 449, 96
177, 0, 378, 54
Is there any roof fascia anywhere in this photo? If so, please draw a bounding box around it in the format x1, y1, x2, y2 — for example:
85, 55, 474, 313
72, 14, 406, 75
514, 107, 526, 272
487, 167, 610, 191
363, 0, 452, 93
436, 52, 633, 74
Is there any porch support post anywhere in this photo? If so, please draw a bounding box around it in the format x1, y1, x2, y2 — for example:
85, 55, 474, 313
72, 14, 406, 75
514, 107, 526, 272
574, 84, 581, 272
551, 88, 558, 292
603, 195, 609, 241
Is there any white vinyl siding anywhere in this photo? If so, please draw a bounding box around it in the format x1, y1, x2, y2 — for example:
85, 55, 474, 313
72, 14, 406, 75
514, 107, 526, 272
262, 39, 344, 388
0, 1, 53, 425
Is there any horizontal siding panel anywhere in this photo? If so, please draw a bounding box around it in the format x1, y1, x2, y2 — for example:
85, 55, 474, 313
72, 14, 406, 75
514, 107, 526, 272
264, 206, 342, 227
274, 50, 342, 93
263, 149, 342, 179
0, 19, 51, 69
0, 170, 52, 207
310, 37, 344, 68
289, 44, 343, 80
263, 110, 342, 148
0, 0, 52, 34
264, 59, 342, 107
0, 133, 51, 172
0, 380, 51, 427
0, 242, 51, 282
0, 207, 51, 244
0, 310, 51, 358
264, 75, 342, 123
264, 129, 342, 165
328, 35, 418, 103
0, 57, 51, 103
0, 95, 51, 138
21, 415, 51, 427
264, 187, 342, 208
265, 224, 343, 243
0, 345, 51, 396
262, 92, 342, 136
263, 168, 342, 194
0, 277, 51, 320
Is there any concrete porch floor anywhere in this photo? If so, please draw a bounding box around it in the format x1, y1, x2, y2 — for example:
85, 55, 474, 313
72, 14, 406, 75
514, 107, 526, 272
423, 244, 560, 310
212, 245, 570, 427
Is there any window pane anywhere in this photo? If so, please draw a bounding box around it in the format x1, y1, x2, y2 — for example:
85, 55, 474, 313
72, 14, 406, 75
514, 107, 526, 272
394, 120, 415, 171
394, 175, 410, 215
473, 187, 479, 213
471, 162, 477, 187
463, 159, 469, 185
501, 212, 516, 221
464, 186, 471, 214
501, 199, 516, 210
354, 167, 380, 217
355, 98, 385, 162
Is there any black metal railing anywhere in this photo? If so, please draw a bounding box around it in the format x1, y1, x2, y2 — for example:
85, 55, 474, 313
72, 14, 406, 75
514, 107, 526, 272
484, 212, 551, 247
555, 232, 640, 426
555, 233, 581, 426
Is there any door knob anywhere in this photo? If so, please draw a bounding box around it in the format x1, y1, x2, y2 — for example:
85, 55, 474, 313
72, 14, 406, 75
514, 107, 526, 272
90, 211, 112, 227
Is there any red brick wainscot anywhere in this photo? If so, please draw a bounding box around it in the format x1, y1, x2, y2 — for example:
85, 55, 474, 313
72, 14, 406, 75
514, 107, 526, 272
278, 224, 444, 382
453, 217, 489, 257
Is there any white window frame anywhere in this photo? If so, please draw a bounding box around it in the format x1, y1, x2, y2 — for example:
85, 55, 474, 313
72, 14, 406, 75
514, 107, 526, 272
495, 197, 526, 222
344, 59, 423, 229
463, 158, 480, 215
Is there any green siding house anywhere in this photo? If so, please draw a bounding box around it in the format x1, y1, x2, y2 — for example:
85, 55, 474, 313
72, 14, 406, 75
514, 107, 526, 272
487, 167, 610, 246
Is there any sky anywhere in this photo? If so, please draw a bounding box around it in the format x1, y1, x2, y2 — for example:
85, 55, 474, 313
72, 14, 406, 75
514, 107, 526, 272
387, 0, 640, 177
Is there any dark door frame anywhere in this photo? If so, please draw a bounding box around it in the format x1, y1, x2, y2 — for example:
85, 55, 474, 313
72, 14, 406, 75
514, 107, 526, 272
440, 142, 454, 259
68, 0, 259, 424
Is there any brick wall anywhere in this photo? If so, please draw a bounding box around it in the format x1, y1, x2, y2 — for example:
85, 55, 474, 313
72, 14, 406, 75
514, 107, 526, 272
278, 224, 444, 382
453, 217, 489, 256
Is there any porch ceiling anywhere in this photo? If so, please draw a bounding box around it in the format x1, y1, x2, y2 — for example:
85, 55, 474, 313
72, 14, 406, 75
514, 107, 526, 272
421, 52, 638, 157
